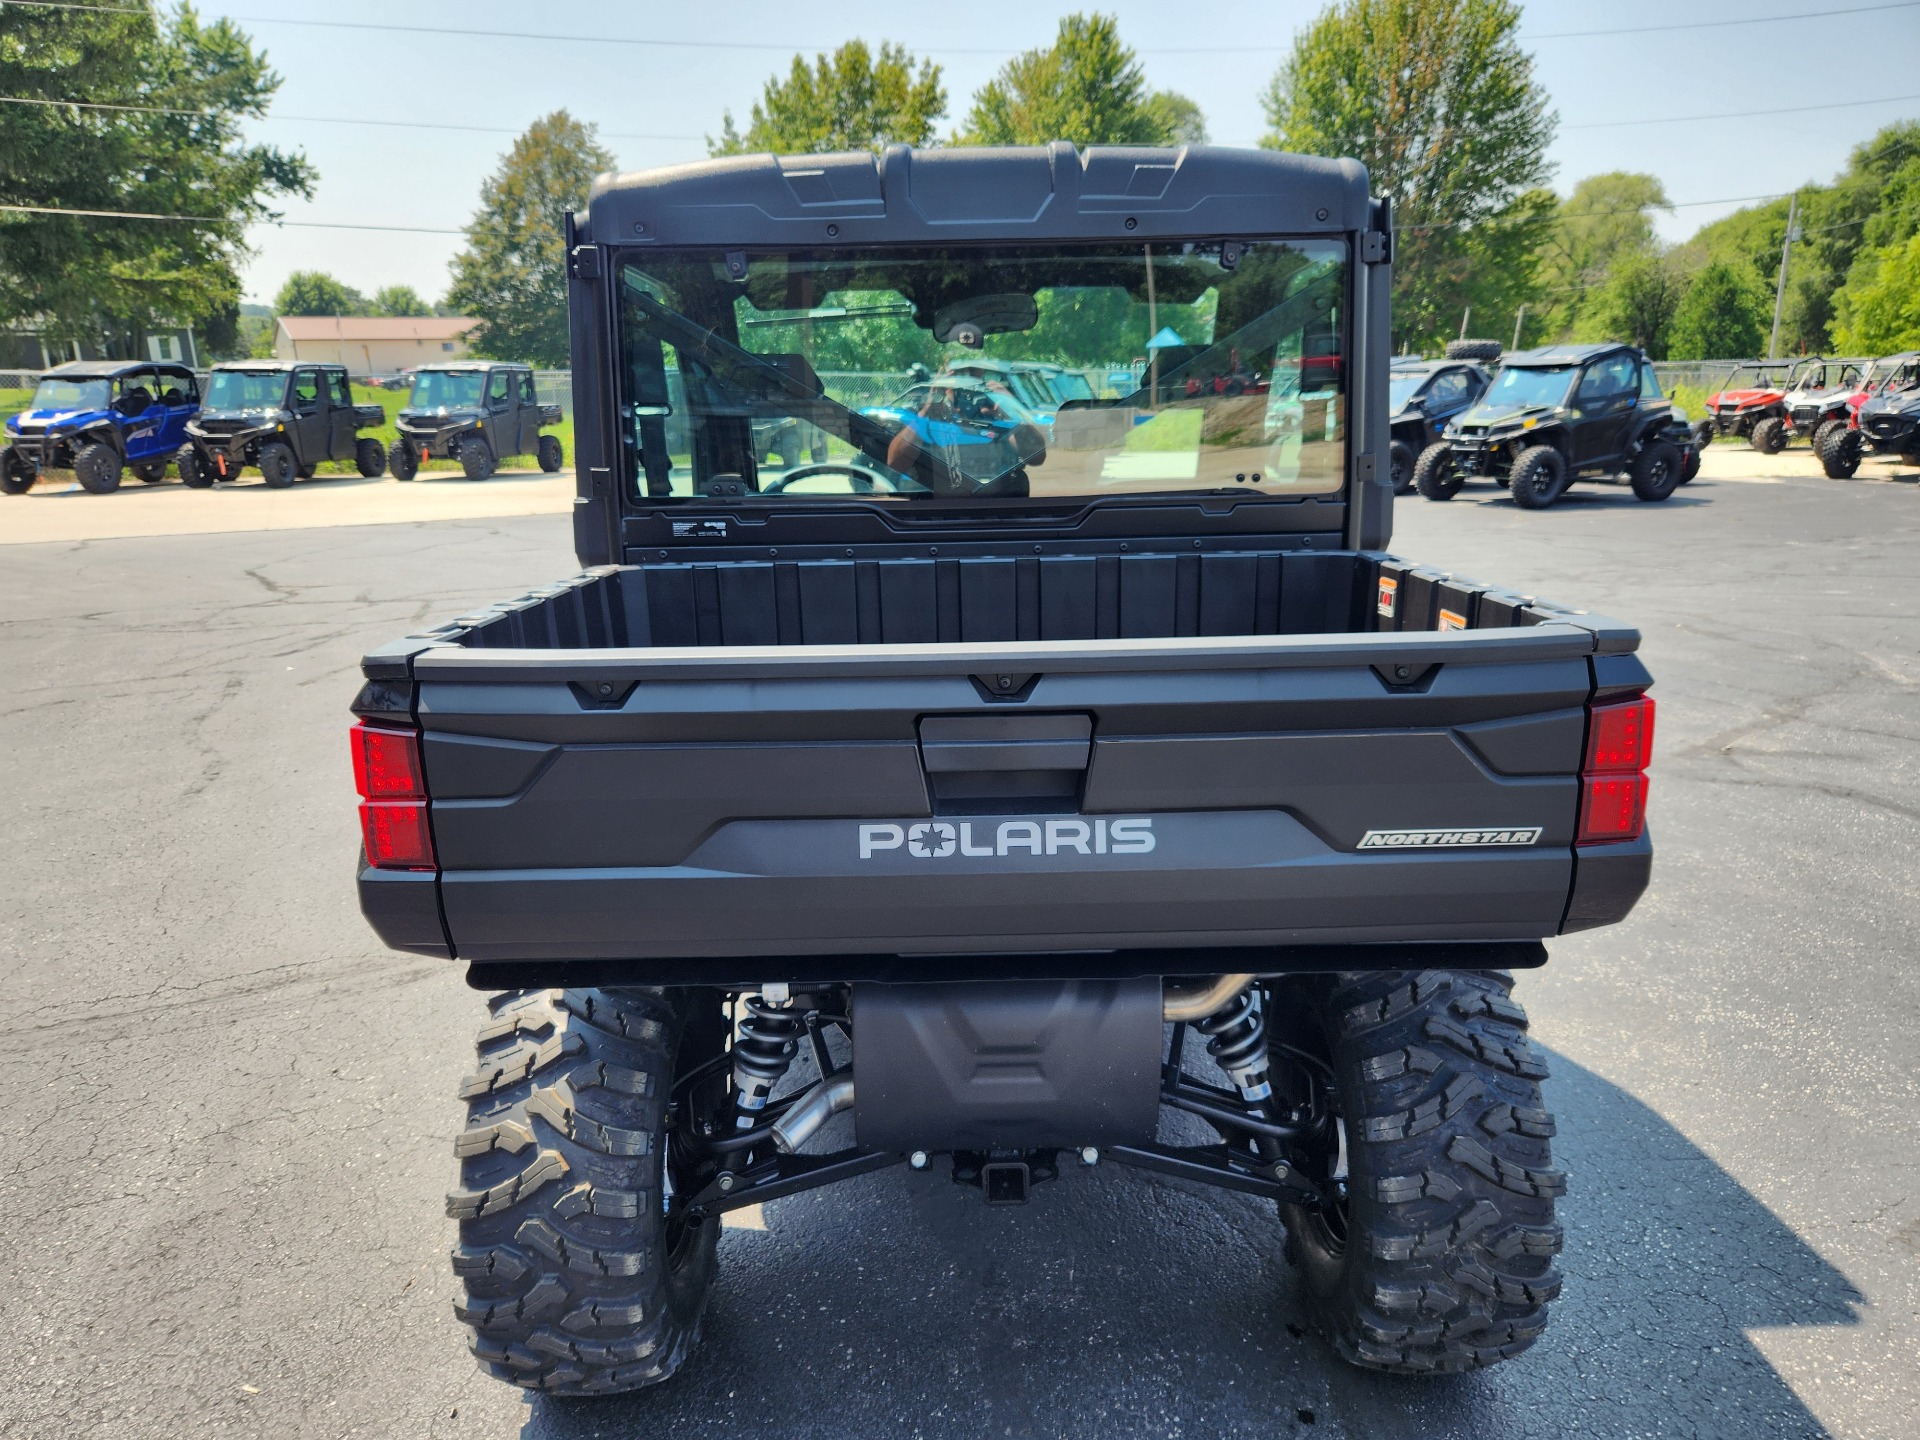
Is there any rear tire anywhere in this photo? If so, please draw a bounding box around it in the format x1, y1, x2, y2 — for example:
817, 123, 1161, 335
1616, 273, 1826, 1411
1, 448, 33, 495
1412, 442, 1461, 501
1280, 970, 1564, 1375
258, 442, 297, 489
537, 434, 563, 474
389, 438, 419, 482
1750, 416, 1786, 454
450, 988, 723, 1396
132, 460, 169, 483
1690, 419, 1714, 453
355, 437, 387, 478
461, 437, 495, 481
1629, 440, 1681, 502
1678, 444, 1700, 484
1506, 445, 1567, 509
1388, 440, 1417, 495
74, 442, 123, 494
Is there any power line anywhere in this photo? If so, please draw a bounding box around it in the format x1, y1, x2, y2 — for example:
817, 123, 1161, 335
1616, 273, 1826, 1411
10, 0, 1919, 54
0, 95, 703, 142
8, 88, 1912, 150
1563, 93, 1920, 131
0, 203, 463, 233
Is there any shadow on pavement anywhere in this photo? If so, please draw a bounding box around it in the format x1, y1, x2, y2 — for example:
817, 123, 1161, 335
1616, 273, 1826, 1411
516, 1051, 1859, 1440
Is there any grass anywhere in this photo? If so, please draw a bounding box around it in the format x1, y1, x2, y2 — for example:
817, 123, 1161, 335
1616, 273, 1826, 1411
1123, 407, 1203, 452
2, 383, 576, 477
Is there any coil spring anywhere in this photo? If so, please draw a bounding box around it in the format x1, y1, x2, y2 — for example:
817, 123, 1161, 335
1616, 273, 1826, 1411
1195, 983, 1274, 1104
732, 992, 804, 1128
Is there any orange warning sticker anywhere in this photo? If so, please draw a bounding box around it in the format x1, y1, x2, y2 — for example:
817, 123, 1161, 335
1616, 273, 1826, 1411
1438, 608, 1468, 631
1376, 577, 1399, 618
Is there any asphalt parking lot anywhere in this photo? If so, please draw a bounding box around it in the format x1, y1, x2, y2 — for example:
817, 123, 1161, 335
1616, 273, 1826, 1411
1, 462, 1915, 1439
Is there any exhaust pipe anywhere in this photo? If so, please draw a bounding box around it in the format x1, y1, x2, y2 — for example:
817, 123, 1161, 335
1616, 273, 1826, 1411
1162, 973, 1257, 1023
770, 1075, 855, 1154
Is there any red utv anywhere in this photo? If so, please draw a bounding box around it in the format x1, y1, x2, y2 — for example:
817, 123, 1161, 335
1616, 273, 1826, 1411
1695, 361, 1794, 451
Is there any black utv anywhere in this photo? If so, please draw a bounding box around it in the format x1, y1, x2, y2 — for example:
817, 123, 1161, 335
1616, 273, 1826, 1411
1387, 356, 1491, 492
390, 362, 564, 481
350, 143, 1661, 1397
1414, 343, 1698, 508
1819, 352, 1920, 478
181, 362, 387, 487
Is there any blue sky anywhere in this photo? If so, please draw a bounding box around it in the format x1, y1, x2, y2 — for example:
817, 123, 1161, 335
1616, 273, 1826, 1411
200, 0, 1920, 306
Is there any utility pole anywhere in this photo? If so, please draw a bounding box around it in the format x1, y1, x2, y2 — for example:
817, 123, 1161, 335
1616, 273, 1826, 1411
1769, 193, 1799, 360
1511, 305, 1528, 352
1458, 306, 1471, 340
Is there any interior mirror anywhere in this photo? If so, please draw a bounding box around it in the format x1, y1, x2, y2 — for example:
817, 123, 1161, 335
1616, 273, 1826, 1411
933, 294, 1038, 348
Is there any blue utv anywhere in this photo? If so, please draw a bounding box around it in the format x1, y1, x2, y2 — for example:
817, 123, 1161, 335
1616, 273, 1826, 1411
3, 360, 201, 494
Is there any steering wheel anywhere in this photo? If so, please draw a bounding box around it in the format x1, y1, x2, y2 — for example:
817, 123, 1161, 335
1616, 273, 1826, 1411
760, 463, 900, 495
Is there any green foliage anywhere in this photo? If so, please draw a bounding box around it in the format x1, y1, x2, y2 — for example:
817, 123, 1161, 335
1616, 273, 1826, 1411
446, 111, 614, 368
1575, 252, 1686, 358
1260, 0, 1555, 352
711, 41, 946, 155
0, 3, 314, 353
371, 284, 432, 317
1533, 172, 1670, 340
958, 14, 1204, 146
244, 313, 276, 358
1143, 91, 1209, 145
1668, 262, 1768, 360
1829, 232, 1920, 353
275, 269, 364, 316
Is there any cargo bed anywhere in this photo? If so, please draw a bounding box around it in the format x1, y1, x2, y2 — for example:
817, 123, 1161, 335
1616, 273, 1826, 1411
353, 545, 1651, 982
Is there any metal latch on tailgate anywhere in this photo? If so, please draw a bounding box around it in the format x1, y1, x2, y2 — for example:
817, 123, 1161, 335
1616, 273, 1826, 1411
918, 713, 1093, 813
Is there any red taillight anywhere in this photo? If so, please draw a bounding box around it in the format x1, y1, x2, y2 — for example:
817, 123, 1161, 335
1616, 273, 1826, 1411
351, 720, 425, 799
359, 800, 436, 869
1578, 695, 1654, 846
1578, 774, 1648, 845
350, 721, 435, 869
1585, 695, 1655, 774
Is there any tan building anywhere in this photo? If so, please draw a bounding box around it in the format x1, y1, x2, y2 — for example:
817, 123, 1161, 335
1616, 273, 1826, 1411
273, 315, 480, 375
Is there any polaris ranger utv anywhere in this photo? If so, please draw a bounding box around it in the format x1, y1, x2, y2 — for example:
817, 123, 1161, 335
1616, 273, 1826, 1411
180, 361, 387, 486
390, 361, 564, 481
348, 145, 1655, 1395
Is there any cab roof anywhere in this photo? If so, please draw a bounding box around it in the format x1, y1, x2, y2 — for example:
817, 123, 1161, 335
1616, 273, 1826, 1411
410, 360, 527, 373
42, 359, 196, 380
584, 143, 1372, 249
209, 360, 339, 372
1501, 343, 1637, 368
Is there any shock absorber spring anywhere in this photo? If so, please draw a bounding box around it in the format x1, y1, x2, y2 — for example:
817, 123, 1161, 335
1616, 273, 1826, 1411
731, 991, 804, 1130
1195, 982, 1274, 1105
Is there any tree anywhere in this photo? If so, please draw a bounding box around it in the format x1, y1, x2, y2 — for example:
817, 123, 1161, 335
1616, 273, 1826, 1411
958, 14, 1205, 146
1667, 262, 1768, 360
711, 41, 945, 155
275, 270, 364, 316
1577, 252, 1685, 358
446, 112, 614, 368
1260, 0, 1555, 351
1829, 232, 1920, 353
0, 3, 313, 355
1533, 172, 1670, 339
371, 284, 432, 317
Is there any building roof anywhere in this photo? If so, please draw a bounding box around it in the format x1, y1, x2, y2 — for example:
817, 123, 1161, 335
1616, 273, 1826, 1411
276, 316, 477, 341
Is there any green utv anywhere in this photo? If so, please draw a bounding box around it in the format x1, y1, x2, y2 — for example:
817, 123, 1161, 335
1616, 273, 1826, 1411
389, 361, 564, 481
347, 144, 1658, 1395
1414, 343, 1700, 508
